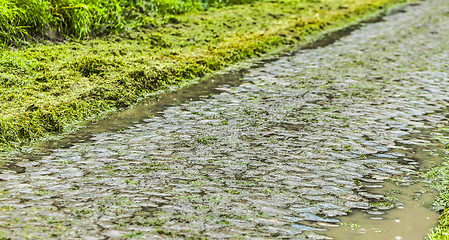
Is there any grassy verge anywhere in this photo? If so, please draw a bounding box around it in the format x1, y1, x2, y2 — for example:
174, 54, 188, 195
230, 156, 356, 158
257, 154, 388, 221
0, 0, 255, 47
426, 128, 449, 240
0, 0, 413, 151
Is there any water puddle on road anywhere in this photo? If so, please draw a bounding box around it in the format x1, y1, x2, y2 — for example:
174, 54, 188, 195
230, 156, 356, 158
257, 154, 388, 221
326, 182, 438, 240
326, 128, 446, 240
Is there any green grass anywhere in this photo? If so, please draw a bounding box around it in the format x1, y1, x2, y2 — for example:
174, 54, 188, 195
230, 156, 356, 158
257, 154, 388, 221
426, 131, 449, 240
0, 0, 255, 47
0, 0, 413, 151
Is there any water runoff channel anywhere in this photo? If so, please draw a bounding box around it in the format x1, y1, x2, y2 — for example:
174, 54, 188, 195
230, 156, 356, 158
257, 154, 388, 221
1, 2, 448, 239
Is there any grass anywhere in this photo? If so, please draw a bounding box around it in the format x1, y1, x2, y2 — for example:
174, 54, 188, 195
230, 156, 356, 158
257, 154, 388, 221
426, 130, 449, 240
0, 0, 414, 151
0, 0, 256, 47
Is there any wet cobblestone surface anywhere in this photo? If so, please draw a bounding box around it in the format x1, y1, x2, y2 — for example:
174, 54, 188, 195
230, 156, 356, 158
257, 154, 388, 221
1, 0, 449, 239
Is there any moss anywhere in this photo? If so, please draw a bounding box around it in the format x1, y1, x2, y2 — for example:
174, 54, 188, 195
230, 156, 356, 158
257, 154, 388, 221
428, 208, 449, 240
426, 128, 449, 239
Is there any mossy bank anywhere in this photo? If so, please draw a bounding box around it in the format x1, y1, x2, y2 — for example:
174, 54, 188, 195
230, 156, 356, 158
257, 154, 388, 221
426, 128, 449, 239
0, 0, 413, 151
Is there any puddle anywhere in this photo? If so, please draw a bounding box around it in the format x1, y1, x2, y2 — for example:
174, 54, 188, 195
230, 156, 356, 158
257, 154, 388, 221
326, 182, 438, 240
326, 128, 446, 240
